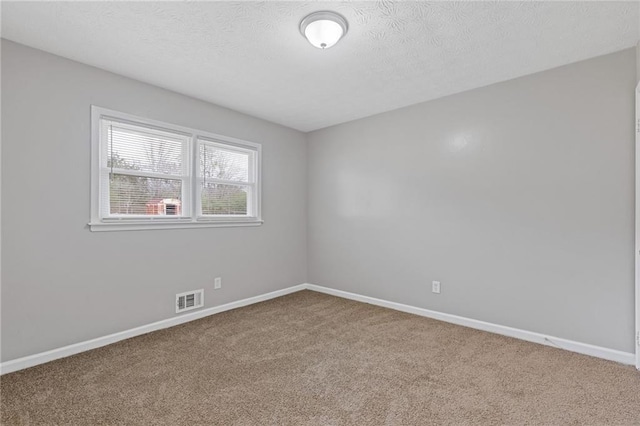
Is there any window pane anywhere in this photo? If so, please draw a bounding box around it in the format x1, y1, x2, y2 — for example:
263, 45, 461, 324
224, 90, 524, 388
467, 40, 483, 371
109, 174, 182, 216
107, 123, 184, 176
200, 144, 249, 182
201, 183, 248, 216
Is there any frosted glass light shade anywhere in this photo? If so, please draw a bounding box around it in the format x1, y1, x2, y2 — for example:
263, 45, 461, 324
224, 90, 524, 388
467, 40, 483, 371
300, 11, 348, 49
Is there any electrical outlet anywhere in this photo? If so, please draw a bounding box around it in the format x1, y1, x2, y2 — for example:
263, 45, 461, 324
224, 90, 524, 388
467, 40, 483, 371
214, 277, 222, 290
432, 281, 441, 294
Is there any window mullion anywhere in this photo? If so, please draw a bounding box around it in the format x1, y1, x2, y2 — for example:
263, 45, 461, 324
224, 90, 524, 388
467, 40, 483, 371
103, 167, 185, 181
201, 178, 251, 186
191, 135, 199, 221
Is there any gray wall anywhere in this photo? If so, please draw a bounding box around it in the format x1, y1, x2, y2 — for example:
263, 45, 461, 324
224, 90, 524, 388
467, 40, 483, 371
1, 40, 308, 362
2, 40, 637, 362
307, 48, 637, 353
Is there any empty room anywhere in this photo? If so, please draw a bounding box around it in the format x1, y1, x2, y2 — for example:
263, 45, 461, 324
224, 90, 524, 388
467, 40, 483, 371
1, 1, 639, 424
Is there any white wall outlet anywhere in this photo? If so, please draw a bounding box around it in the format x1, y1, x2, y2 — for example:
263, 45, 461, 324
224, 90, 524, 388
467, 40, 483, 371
214, 277, 222, 290
432, 281, 441, 294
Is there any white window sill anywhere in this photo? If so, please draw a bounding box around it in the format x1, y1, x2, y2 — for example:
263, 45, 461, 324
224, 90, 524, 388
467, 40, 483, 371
89, 219, 263, 232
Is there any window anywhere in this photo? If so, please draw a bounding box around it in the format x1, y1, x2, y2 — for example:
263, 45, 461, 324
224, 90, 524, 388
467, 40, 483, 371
90, 106, 262, 231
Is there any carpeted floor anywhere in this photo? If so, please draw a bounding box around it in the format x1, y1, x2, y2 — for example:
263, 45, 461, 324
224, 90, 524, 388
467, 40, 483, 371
1, 290, 639, 425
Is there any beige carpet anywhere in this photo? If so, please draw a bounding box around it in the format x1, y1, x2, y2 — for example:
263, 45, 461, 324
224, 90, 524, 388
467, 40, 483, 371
1, 290, 639, 425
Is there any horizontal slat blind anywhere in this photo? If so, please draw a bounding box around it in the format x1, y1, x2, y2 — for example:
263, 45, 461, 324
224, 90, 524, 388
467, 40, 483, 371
102, 119, 189, 218
199, 140, 253, 216
106, 123, 185, 175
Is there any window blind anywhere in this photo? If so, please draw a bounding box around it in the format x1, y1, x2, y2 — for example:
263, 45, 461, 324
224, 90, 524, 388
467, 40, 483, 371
199, 141, 253, 216
102, 120, 189, 218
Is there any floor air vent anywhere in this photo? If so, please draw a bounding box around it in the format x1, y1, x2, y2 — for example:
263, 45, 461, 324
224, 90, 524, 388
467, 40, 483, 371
176, 289, 204, 313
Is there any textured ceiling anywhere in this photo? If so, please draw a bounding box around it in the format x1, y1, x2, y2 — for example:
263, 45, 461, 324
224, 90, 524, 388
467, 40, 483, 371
2, 1, 638, 132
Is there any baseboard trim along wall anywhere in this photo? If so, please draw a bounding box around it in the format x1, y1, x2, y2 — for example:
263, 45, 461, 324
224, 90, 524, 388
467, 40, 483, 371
0, 284, 307, 375
1, 283, 635, 374
304, 284, 636, 366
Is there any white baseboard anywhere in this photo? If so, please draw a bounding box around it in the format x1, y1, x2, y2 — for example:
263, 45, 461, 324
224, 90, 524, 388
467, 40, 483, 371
305, 284, 636, 366
2, 282, 635, 375
0, 284, 307, 375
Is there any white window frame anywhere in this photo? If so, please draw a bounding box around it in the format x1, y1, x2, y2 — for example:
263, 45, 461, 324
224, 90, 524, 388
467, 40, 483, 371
90, 106, 262, 232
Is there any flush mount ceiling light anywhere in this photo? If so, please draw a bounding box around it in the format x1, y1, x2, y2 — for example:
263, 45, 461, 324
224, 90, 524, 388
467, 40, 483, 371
300, 11, 348, 49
